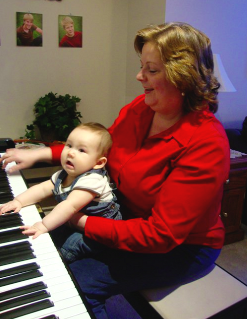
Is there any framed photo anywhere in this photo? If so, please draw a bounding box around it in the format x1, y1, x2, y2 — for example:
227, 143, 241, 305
16, 12, 43, 47
58, 15, 83, 48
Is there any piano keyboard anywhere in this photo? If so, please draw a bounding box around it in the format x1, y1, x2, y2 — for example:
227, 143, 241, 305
0, 156, 93, 319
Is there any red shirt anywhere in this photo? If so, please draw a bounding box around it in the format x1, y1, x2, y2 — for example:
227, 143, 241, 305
51, 95, 230, 253
59, 31, 82, 47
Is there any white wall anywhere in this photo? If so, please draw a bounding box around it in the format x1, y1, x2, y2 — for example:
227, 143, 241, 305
165, 0, 247, 129
125, 0, 166, 104
1, 0, 246, 140
0, 0, 128, 139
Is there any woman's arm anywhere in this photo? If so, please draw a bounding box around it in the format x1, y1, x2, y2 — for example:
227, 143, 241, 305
0, 144, 65, 173
0, 147, 53, 173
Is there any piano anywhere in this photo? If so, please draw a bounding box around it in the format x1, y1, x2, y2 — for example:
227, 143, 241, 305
0, 153, 94, 319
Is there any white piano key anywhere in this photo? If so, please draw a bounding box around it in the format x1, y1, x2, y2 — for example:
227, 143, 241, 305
10, 296, 88, 319
0, 265, 71, 292
0, 230, 57, 249
46, 280, 76, 296
70, 313, 93, 319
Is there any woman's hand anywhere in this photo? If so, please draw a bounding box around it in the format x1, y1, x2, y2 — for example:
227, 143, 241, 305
0, 147, 52, 173
0, 199, 22, 214
20, 221, 49, 239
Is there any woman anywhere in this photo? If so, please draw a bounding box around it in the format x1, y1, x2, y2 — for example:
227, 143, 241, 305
1, 23, 230, 319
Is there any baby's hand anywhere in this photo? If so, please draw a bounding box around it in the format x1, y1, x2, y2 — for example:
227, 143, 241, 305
20, 222, 48, 239
0, 199, 22, 215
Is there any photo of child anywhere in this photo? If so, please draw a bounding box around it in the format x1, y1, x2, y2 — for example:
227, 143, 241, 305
16, 12, 43, 47
58, 15, 83, 48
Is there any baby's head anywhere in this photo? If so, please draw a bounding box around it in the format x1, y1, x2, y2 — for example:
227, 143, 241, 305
61, 122, 112, 176
76, 122, 112, 157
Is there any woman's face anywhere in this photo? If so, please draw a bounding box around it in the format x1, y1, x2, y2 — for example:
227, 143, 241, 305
136, 42, 184, 117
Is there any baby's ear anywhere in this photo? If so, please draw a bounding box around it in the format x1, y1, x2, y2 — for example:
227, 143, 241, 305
93, 157, 107, 169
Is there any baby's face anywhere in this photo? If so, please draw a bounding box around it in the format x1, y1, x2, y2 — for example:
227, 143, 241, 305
61, 128, 101, 177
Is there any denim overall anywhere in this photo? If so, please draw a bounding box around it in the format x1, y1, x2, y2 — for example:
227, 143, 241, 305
51, 168, 121, 262
53, 168, 121, 219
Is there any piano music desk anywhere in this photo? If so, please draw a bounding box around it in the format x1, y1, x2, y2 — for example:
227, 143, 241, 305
21, 163, 62, 214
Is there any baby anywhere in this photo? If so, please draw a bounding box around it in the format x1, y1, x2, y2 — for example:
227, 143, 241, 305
0, 122, 121, 262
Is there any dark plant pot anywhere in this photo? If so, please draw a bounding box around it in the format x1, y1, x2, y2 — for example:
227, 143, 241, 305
38, 127, 60, 142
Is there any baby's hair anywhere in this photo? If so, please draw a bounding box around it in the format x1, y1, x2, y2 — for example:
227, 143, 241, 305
77, 122, 112, 157
61, 16, 74, 29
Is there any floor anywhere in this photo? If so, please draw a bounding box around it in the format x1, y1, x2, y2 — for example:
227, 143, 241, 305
216, 224, 247, 285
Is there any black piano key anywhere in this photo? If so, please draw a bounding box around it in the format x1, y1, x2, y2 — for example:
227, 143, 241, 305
0, 195, 13, 200
0, 185, 11, 191
0, 290, 51, 312
0, 262, 39, 279
0, 176, 10, 180
0, 186, 12, 192
0, 241, 34, 266
0, 181, 9, 186
0, 281, 47, 301
0, 186, 10, 190
0, 299, 54, 319
0, 250, 36, 266
0, 240, 31, 256
0, 269, 42, 287
0, 228, 28, 244
0, 200, 14, 205
0, 196, 14, 203
0, 185, 10, 190
40, 316, 59, 319
0, 213, 22, 221
0, 183, 11, 189
0, 191, 13, 197
0, 189, 13, 197
0, 219, 24, 230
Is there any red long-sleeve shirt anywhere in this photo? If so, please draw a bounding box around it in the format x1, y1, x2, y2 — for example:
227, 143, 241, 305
51, 95, 230, 253
59, 31, 82, 47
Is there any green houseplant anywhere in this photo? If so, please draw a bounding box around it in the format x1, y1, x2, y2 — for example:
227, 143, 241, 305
24, 92, 82, 142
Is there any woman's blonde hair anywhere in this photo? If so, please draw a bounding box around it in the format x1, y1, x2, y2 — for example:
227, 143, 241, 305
77, 122, 112, 157
134, 22, 220, 113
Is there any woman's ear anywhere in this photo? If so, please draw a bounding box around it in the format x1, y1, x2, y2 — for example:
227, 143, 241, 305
93, 157, 107, 169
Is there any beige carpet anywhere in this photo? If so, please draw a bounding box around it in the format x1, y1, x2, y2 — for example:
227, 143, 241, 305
216, 224, 247, 285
